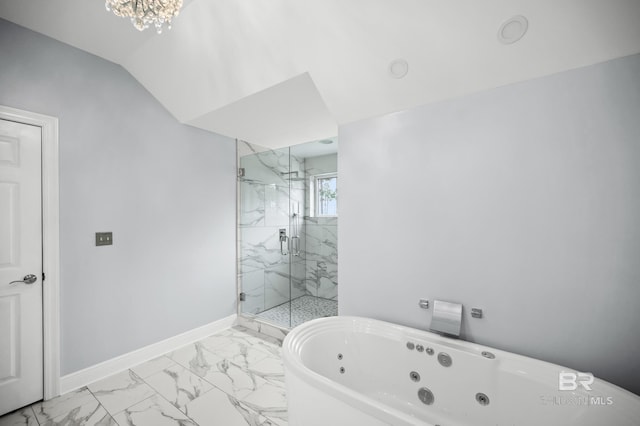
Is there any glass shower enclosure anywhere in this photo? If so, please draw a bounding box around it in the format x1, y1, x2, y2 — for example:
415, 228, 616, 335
237, 139, 338, 329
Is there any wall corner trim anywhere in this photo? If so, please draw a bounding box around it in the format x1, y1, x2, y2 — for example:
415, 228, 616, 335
59, 314, 237, 396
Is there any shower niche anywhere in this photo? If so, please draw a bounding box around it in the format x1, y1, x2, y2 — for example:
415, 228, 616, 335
237, 139, 338, 329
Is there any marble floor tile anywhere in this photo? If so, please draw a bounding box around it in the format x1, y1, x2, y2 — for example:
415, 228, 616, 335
113, 394, 196, 426
43, 403, 117, 426
144, 363, 213, 412
251, 342, 282, 359
263, 417, 288, 426
170, 342, 265, 399
185, 388, 277, 426
246, 355, 285, 388
272, 418, 289, 426
130, 356, 175, 379
234, 322, 288, 344
200, 332, 273, 369
200, 358, 267, 399
0, 326, 288, 426
229, 327, 284, 350
169, 342, 224, 379
240, 382, 288, 423
32, 387, 98, 424
199, 330, 253, 349
0, 407, 37, 426
87, 370, 156, 415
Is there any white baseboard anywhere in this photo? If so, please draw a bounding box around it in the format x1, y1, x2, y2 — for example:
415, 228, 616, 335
59, 314, 237, 396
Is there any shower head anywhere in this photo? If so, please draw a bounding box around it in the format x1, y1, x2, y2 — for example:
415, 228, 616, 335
281, 171, 306, 181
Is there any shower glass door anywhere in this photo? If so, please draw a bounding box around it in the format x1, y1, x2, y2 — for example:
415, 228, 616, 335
238, 141, 295, 327
237, 139, 338, 329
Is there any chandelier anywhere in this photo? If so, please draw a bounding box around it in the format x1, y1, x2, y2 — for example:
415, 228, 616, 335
105, 0, 184, 34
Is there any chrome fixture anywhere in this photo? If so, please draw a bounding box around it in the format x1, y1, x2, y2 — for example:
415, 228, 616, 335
471, 308, 483, 319
339, 367, 345, 374
481, 351, 495, 359
279, 229, 288, 255
410, 371, 421, 382
437, 352, 452, 367
418, 299, 429, 309
476, 392, 490, 406
337, 353, 343, 360
416, 344, 424, 353
406, 342, 415, 350
430, 300, 463, 337
9, 274, 37, 285
291, 211, 301, 256
105, 0, 183, 33
426, 347, 434, 356
418, 387, 434, 405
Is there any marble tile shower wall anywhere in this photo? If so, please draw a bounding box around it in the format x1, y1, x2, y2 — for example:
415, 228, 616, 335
302, 217, 338, 300
302, 154, 338, 300
239, 143, 307, 315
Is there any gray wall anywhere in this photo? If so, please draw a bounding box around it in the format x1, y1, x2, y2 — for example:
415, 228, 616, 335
0, 19, 236, 375
339, 54, 640, 395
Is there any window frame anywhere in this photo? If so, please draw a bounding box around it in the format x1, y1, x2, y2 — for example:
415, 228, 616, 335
311, 172, 338, 217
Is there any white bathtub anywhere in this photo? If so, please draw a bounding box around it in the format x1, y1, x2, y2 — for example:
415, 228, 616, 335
283, 316, 640, 426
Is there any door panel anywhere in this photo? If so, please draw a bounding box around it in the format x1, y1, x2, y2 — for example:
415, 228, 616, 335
0, 294, 19, 382
0, 119, 43, 415
0, 183, 19, 266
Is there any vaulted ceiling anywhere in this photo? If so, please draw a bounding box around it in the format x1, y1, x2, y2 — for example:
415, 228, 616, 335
1, 0, 640, 148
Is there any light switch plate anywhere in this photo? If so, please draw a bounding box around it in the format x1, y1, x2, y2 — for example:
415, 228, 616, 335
95, 232, 113, 246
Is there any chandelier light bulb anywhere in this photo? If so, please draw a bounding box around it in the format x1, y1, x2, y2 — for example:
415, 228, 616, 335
105, 0, 183, 34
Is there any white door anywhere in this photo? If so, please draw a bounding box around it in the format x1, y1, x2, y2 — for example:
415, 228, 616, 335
0, 119, 43, 415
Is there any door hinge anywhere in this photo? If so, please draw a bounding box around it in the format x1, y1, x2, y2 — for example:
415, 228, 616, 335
239, 292, 246, 302
237, 168, 245, 178
42, 272, 46, 282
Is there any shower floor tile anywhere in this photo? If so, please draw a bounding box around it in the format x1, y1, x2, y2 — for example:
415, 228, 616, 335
256, 295, 338, 328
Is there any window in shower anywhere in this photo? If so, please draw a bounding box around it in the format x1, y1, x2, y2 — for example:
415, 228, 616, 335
313, 173, 337, 217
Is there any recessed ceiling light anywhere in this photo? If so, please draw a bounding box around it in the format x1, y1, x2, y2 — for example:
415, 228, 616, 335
389, 59, 409, 79
498, 15, 528, 45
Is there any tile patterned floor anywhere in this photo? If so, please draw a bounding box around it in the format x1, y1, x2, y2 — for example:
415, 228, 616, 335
0, 327, 287, 426
256, 295, 337, 328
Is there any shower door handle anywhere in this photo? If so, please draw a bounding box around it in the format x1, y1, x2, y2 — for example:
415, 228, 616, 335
291, 236, 300, 257
279, 229, 288, 255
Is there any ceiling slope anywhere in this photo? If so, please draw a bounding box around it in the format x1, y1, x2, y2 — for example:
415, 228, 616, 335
188, 72, 337, 148
1, 0, 640, 148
